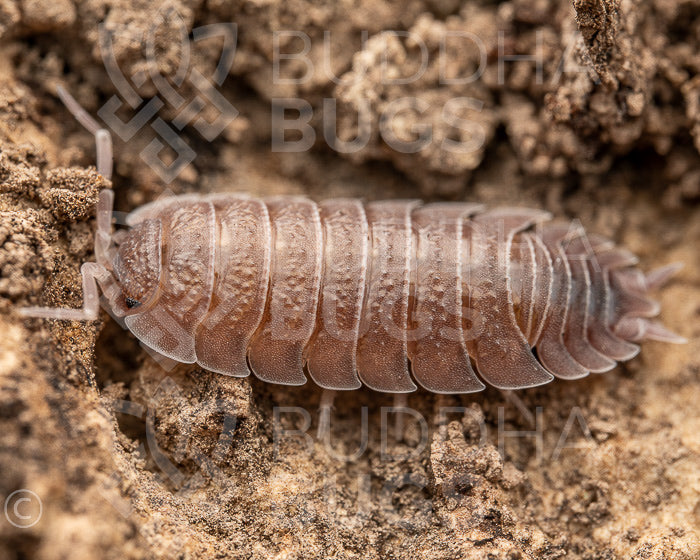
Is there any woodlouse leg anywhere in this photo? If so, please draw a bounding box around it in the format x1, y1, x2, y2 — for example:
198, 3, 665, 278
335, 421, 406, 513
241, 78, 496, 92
317, 389, 336, 441
392, 393, 408, 442
499, 390, 535, 427
18, 262, 110, 320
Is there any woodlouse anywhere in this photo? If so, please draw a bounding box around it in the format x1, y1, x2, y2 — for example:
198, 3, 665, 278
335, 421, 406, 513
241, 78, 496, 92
20, 88, 686, 394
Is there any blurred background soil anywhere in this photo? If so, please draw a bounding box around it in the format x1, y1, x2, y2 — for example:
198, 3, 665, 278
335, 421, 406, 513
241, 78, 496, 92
1, 0, 699, 558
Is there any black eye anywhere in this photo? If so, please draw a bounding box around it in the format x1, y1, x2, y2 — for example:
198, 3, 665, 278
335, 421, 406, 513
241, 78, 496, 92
125, 297, 141, 309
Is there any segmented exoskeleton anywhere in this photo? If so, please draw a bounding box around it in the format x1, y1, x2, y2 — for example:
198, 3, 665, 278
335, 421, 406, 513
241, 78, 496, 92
20, 88, 686, 394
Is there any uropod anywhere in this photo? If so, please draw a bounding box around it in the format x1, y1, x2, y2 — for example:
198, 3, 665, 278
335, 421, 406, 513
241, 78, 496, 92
20, 88, 686, 397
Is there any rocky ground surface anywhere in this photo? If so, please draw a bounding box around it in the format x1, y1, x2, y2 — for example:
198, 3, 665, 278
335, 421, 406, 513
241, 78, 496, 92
1, 0, 699, 558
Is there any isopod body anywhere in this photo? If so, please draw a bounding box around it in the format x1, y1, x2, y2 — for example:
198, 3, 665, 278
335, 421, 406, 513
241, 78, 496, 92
85, 193, 680, 394
19, 88, 684, 394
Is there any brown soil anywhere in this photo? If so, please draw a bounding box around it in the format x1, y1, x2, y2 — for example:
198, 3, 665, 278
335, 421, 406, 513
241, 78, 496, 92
1, 0, 699, 558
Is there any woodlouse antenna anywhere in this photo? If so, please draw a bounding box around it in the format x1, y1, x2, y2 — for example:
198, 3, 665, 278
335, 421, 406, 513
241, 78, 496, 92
18, 263, 108, 321
18, 87, 118, 321
56, 85, 113, 181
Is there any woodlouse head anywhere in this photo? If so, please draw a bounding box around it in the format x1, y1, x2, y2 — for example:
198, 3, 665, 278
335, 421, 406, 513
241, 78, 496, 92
110, 219, 162, 315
